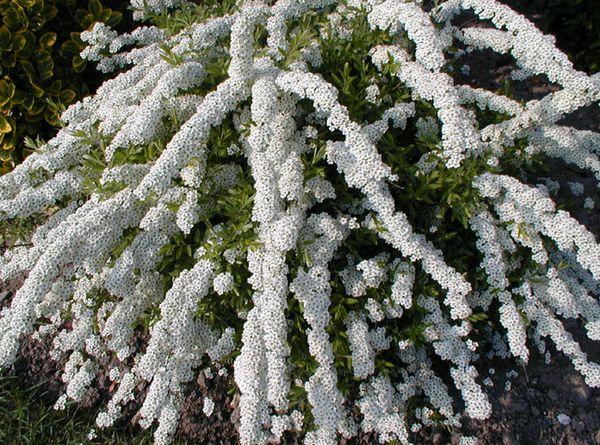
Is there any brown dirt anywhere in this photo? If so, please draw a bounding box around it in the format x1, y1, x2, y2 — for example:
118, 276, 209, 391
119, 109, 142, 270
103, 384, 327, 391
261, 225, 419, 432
412, 329, 600, 445
176, 370, 239, 444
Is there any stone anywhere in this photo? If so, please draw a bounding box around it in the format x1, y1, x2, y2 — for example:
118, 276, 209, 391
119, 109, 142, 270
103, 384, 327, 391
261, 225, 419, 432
557, 413, 571, 426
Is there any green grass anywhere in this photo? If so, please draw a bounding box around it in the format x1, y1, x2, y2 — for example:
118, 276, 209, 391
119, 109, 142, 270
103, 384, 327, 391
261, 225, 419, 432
0, 371, 192, 445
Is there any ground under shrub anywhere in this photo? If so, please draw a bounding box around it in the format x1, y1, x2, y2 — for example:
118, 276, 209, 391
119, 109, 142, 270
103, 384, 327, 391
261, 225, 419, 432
0, 1, 599, 444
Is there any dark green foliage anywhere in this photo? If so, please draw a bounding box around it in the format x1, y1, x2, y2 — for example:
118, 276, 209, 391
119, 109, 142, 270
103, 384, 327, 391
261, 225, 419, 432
0, 0, 128, 172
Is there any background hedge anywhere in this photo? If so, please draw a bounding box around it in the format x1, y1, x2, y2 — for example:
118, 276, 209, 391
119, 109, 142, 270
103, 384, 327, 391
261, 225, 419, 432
0, 0, 131, 173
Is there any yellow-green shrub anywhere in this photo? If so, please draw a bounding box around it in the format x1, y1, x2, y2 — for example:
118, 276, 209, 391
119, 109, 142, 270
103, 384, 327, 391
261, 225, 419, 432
0, 0, 123, 172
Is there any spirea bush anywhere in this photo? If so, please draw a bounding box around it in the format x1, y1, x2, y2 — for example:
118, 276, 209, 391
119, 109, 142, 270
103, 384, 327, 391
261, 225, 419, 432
0, 0, 599, 444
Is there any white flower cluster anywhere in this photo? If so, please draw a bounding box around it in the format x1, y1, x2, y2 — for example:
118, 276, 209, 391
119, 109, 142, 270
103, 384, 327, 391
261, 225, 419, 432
474, 173, 600, 383
568, 181, 584, 197
202, 397, 215, 416
390, 260, 415, 314
357, 375, 410, 444
0, 1, 599, 444
213, 271, 235, 295
365, 83, 380, 104
81, 22, 166, 73
469, 209, 528, 361
208, 327, 236, 361
290, 213, 354, 445
347, 311, 376, 380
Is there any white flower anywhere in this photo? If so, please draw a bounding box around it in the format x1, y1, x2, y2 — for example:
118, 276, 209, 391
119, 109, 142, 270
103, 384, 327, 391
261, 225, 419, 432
213, 272, 234, 295
568, 181, 584, 196
203, 397, 215, 416
365, 84, 380, 104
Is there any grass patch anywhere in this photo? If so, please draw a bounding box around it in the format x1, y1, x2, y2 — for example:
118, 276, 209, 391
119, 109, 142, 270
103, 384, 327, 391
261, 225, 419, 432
0, 371, 191, 445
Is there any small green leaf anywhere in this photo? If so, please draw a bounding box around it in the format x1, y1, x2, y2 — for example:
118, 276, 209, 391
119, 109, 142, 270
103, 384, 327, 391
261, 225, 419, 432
13, 34, 27, 52
14, 0, 37, 8
72, 55, 86, 73
0, 78, 15, 100
19, 58, 35, 79
3, 7, 27, 30
88, 0, 103, 17
60, 39, 82, 58
36, 55, 54, 80
0, 114, 11, 133
59, 89, 76, 104
40, 4, 58, 22
0, 26, 12, 49
39, 31, 57, 48
106, 11, 122, 27
75, 8, 88, 25
10, 88, 27, 104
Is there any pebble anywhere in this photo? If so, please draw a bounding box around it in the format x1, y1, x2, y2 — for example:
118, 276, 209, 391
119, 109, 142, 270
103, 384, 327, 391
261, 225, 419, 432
557, 413, 571, 425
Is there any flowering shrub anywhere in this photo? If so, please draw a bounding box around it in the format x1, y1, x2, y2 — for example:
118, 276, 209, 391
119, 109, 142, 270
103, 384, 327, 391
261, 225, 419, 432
0, 0, 599, 444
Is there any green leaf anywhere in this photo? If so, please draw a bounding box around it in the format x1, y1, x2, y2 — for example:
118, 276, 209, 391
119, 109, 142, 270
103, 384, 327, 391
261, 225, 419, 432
39, 32, 57, 48
10, 88, 27, 104
47, 79, 62, 95
29, 83, 44, 100
0, 79, 15, 101
72, 55, 86, 73
13, 34, 27, 52
106, 11, 122, 27
88, 0, 103, 17
60, 39, 82, 58
468, 312, 489, 322
40, 4, 58, 22
100, 9, 113, 23
81, 153, 106, 170
3, 7, 27, 30
0, 114, 11, 133
23, 135, 44, 150
59, 89, 76, 104
36, 54, 54, 80
14, 0, 37, 8
79, 13, 95, 29
1, 52, 17, 68
26, 98, 45, 115
0, 26, 12, 49
19, 58, 35, 79
74, 8, 88, 24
